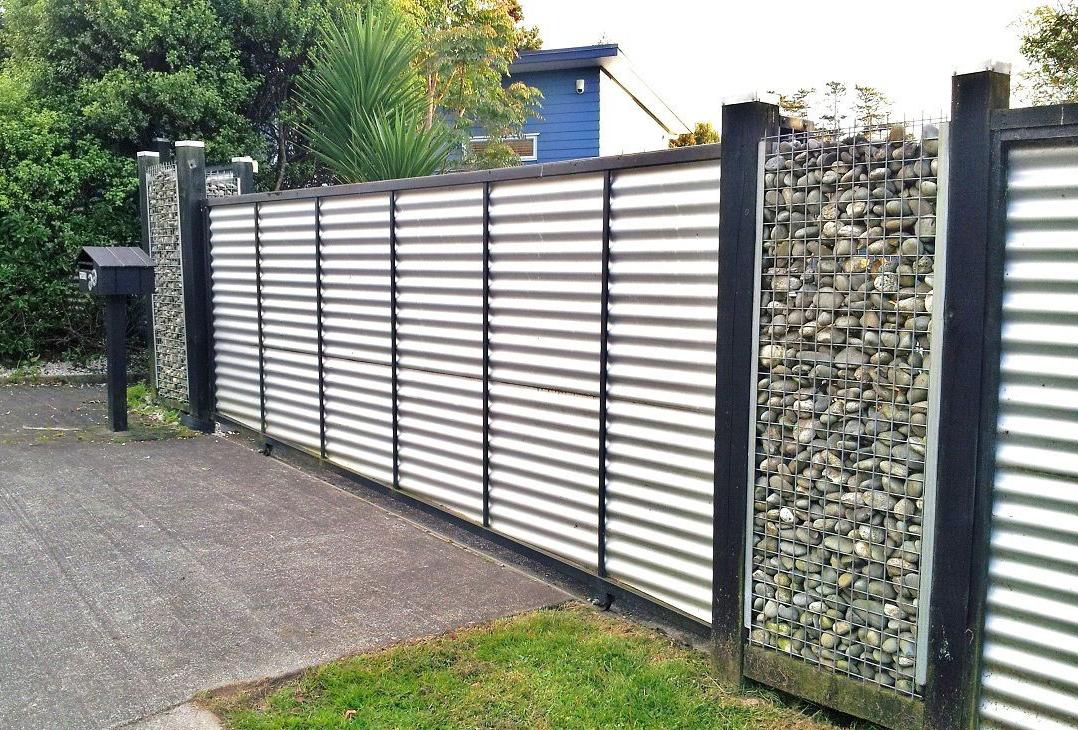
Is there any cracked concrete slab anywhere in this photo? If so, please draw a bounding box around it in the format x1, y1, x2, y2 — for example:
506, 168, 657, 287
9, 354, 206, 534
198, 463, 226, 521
0, 386, 566, 730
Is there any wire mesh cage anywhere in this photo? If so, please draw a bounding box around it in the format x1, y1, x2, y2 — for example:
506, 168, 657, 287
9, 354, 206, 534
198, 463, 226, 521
145, 161, 189, 404
206, 165, 240, 198
745, 117, 947, 698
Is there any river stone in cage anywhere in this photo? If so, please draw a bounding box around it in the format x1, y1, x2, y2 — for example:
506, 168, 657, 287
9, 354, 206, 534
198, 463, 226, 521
750, 122, 941, 698
147, 165, 189, 403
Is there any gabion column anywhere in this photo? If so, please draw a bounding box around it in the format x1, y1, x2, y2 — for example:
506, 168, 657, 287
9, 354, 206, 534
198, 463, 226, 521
145, 159, 186, 404
140, 143, 253, 418
746, 120, 944, 700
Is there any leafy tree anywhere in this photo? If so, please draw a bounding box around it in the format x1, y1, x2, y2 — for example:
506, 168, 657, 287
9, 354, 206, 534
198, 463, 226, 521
818, 81, 848, 131
1019, 2, 1078, 103
296, 13, 455, 182
0, 101, 135, 359
2, 0, 258, 160
853, 85, 892, 132
212, 0, 367, 189
769, 87, 814, 118
392, 0, 542, 169
669, 121, 719, 148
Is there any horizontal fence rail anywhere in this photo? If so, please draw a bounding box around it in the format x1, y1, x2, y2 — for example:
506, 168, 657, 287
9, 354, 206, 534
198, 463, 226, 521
206, 145, 722, 623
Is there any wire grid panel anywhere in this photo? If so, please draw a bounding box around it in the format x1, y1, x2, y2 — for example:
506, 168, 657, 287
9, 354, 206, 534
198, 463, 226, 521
206, 168, 240, 198
395, 185, 485, 522
487, 173, 605, 570
259, 200, 320, 453
208, 203, 260, 429
146, 162, 189, 404
746, 120, 945, 698
321, 193, 394, 484
978, 142, 1078, 730
603, 160, 721, 622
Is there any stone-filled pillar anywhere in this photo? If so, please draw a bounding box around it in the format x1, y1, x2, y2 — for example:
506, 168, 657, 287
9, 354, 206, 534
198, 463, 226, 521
175, 140, 212, 432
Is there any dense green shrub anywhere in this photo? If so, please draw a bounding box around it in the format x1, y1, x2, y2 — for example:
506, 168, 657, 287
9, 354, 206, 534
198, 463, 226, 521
0, 103, 136, 360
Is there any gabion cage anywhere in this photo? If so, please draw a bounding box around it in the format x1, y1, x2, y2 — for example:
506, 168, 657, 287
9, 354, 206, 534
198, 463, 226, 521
146, 161, 188, 404
206, 166, 240, 198
745, 119, 946, 697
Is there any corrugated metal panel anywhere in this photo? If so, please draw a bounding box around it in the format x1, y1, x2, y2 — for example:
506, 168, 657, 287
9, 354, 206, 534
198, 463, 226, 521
603, 160, 720, 622
259, 200, 320, 452
395, 186, 485, 521
208, 203, 260, 429
979, 143, 1078, 730
487, 174, 604, 569
321, 193, 394, 484
205, 155, 725, 625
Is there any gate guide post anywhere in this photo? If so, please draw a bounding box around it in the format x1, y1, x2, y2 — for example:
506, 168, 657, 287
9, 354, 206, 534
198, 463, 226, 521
175, 140, 213, 432
712, 96, 780, 685
924, 66, 1010, 730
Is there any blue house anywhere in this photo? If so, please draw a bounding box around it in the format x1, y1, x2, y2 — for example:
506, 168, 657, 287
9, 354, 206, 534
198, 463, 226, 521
469, 44, 690, 165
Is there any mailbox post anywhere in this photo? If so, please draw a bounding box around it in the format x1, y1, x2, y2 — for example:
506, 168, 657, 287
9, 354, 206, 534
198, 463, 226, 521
77, 247, 155, 431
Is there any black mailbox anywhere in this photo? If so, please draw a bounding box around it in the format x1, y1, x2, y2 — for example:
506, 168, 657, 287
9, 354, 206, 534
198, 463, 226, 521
77, 246, 155, 432
77, 246, 154, 296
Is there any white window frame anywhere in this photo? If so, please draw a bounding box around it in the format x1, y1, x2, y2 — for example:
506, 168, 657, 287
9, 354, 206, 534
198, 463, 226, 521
468, 133, 539, 162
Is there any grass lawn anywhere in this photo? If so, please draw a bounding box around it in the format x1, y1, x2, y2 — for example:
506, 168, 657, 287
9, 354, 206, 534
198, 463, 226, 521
204, 603, 856, 730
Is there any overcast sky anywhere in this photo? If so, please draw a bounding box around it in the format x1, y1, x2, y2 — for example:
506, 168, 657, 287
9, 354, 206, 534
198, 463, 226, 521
519, 0, 1042, 129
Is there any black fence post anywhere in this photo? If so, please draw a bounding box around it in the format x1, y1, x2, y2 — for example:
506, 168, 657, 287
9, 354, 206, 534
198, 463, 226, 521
712, 98, 781, 685
105, 295, 129, 432
136, 150, 159, 389
150, 136, 172, 160
315, 196, 327, 460
231, 156, 257, 195
482, 182, 492, 527
924, 67, 1010, 730
390, 191, 400, 489
597, 169, 612, 579
254, 201, 266, 437
175, 140, 213, 431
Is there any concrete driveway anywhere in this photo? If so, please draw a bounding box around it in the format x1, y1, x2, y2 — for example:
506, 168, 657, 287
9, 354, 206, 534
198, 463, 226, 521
0, 385, 565, 729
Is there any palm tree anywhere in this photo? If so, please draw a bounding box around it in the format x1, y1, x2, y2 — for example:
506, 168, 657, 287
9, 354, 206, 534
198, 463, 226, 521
296, 13, 455, 183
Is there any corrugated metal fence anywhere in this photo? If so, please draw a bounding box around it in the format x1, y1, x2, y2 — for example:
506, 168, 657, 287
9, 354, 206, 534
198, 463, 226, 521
977, 137, 1078, 729
187, 86, 1078, 730
207, 147, 721, 622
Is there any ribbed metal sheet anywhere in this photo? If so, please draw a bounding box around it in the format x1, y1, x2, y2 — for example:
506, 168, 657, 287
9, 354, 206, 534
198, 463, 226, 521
979, 143, 1078, 729
603, 160, 720, 622
395, 186, 485, 521
487, 174, 604, 569
259, 200, 320, 452
320, 194, 394, 482
205, 155, 726, 625
208, 203, 260, 429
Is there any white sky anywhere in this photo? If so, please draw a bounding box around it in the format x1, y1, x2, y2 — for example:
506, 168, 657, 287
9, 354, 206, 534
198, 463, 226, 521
519, 0, 1042, 129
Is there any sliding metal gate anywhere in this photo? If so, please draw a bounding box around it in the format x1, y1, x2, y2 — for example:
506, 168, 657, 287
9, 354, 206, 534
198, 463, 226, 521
206, 147, 722, 623
976, 119, 1078, 730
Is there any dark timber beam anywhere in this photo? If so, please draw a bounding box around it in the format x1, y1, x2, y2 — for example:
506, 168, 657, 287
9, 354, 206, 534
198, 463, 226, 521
712, 98, 781, 685
176, 140, 213, 432
924, 67, 1010, 730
